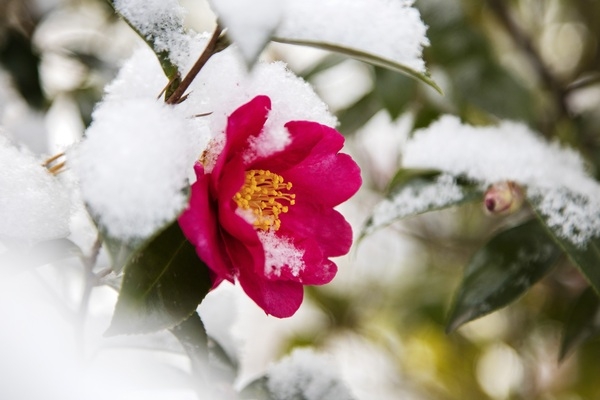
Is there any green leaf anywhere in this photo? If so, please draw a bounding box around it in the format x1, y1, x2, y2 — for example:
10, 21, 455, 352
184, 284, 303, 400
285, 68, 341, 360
1, 239, 82, 275
446, 219, 562, 332
272, 37, 442, 94
105, 0, 181, 92
560, 287, 600, 361
106, 221, 211, 335
529, 198, 600, 295
360, 169, 481, 240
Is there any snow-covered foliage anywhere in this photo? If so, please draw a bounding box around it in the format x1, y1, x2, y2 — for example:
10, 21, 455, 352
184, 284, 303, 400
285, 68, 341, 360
267, 348, 355, 400
208, 0, 429, 72
0, 135, 70, 242
381, 115, 600, 245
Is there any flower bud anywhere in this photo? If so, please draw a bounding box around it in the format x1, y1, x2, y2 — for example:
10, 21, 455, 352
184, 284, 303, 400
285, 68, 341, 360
484, 181, 524, 215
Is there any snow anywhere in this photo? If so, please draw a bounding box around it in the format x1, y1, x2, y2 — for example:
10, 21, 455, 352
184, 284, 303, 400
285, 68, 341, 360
186, 48, 336, 171
258, 231, 305, 277
73, 97, 200, 240
275, 0, 429, 73
396, 115, 600, 245
208, 0, 283, 63
112, 0, 190, 68
0, 134, 70, 242
267, 348, 355, 400
369, 174, 466, 232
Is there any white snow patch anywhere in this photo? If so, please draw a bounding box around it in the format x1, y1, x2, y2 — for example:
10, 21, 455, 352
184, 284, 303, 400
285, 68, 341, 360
73, 97, 198, 240
267, 348, 354, 400
402, 115, 600, 245
275, 0, 429, 73
113, 0, 191, 68
0, 134, 70, 242
258, 231, 305, 278
208, 0, 283, 63
188, 49, 336, 171
370, 174, 465, 232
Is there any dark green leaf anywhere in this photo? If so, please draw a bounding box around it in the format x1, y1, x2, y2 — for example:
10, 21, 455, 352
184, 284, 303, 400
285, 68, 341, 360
373, 67, 417, 120
560, 287, 600, 361
337, 92, 381, 135
446, 219, 562, 332
106, 221, 211, 335
0, 29, 46, 110
1, 239, 81, 275
272, 37, 442, 94
530, 198, 600, 295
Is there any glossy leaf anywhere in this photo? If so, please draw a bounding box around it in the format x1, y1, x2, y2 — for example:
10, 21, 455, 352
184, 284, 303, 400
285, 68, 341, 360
446, 219, 561, 332
106, 221, 211, 335
560, 287, 600, 361
530, 199, 600, 295
361, 169, 481, 239
272, 37, 442, 94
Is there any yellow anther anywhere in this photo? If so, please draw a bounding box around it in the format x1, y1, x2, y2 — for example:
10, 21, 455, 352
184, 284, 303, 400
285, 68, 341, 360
233, 169, 295, 231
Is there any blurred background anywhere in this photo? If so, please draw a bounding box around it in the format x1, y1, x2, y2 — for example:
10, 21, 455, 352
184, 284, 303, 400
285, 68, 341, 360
1, 0, 600, 399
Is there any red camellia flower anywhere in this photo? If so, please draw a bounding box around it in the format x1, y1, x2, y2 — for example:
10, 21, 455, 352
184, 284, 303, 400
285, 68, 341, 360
178, 95, 361, 317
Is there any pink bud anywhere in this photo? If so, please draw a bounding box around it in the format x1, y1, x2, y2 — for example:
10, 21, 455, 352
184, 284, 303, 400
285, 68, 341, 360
484, 181, 524, 215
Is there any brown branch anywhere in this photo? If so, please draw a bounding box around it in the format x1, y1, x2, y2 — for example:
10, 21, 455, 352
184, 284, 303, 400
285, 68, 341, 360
486, 0, 569, 117
166, 24, 225, 105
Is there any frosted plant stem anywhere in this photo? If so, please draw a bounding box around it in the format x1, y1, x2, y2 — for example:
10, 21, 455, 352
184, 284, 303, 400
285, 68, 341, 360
166, 24, 226, 105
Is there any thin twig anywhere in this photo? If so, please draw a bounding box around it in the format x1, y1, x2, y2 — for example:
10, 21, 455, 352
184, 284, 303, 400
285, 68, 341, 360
166, 24, 225, 105
486, 0, 569, 117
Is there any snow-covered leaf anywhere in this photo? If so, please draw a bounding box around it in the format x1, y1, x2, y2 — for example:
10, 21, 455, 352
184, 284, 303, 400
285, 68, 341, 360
0, 135, 70, 242
106, 221, 211, 335
403, 116, 600, 247
208, 0, 283, 66
446, 219, 561, 332
530, 197, 600, 296
362, 169, 481, 238
109, 0, 188, 87
273, 0, 439, 92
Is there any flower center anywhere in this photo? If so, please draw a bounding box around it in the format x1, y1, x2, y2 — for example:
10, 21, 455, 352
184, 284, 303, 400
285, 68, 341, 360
233, 169, 296, 231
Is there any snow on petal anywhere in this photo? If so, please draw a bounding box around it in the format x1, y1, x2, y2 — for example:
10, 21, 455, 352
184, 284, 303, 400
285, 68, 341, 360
275, 0, 429, 73
73, 98, 199, 240
0, 135, 70, 242
187, 49, 336, 164
267, 348, 355, 400
258, 231, 305, 278
402, 115, 600, 245
208, 0, 283, 63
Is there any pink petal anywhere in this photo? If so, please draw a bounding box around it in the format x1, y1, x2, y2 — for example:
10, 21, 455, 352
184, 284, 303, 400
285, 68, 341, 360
178, 166, 234, 283
236, 265, 304, 317
212, 96, 271, 182
285, 152, 361, 207
270, 236, 338, 285
280, 204, 353, 258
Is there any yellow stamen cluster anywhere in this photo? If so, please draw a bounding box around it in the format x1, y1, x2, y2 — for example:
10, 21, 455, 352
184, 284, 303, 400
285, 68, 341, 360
233, 169, 296, 231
